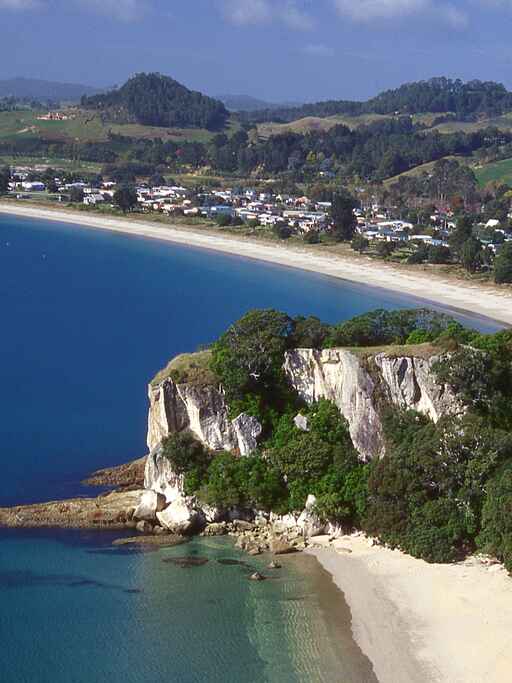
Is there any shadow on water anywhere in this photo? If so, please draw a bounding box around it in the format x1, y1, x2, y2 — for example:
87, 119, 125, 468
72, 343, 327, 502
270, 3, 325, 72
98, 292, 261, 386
0, 569, 142, 594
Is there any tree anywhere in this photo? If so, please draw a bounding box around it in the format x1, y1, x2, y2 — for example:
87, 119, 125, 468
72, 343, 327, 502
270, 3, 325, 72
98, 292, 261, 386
113, 185, 138, 213
494, 243, 512, 284
460, 236, 482, 273
47, 179, 59, 194
478, 462, 512, 572
427, 244, 451, 264
273, 224, 292, 239
351, 234, 369, 254
0, 167, 10, 194
376, 241, 395, 258
331, 189, 357, 241
210, 309, 294, 400
449, 214, 474, 256
69, 186, 84, 203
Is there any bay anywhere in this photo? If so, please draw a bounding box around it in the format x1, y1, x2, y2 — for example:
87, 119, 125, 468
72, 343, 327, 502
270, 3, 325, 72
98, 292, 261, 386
0, 214, 499, 682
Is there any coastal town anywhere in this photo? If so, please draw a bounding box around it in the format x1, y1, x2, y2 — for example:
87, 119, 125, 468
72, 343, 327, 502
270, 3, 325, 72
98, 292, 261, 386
5, 166, 512, 272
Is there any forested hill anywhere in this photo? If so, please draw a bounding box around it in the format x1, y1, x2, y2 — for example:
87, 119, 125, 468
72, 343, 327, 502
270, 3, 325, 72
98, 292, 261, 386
82, 73, 229, 131
242, 78, 512, 124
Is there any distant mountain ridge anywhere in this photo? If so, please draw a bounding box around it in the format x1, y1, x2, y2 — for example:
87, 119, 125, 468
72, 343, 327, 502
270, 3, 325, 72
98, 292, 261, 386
242, 77, 512, 124
0, 77, 101, 102
217, 94, 303, 112
82, 73, 229, 131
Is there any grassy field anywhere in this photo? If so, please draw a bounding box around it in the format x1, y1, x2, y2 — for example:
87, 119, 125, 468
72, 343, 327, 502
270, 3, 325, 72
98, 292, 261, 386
0, 108, 241, 146
383, 155, 468, 185
474, 157, 512, 186
0, 155, 102, 172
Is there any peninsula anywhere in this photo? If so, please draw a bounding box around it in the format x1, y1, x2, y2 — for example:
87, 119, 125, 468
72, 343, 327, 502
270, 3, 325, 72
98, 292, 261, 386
2, 307, 512, 682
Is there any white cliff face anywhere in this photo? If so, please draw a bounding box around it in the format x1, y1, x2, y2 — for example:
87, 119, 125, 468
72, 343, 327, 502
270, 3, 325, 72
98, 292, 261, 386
147, 378, 262, 455
284, 348, 460, 461
144, 444, 184, 503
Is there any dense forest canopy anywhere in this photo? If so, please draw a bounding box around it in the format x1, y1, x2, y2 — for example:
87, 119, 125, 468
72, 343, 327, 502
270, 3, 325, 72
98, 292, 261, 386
241, 77, 512, 124
81, 73, 229, 131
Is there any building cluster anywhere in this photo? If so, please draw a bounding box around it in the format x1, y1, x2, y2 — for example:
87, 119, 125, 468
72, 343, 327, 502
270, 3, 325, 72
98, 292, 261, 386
7, 168, 512, 254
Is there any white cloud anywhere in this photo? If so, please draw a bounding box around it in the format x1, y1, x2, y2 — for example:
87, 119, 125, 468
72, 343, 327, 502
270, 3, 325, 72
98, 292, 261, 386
0, 0, 37, 8
332, 0, 468, 27
303, 43, 335, 57
440, 4, 469, 28
77, 0, 144, 21
333, 0, 428, 21
221, 0, 313, 30
221, 0, 272, 25
283, 1, 315, 30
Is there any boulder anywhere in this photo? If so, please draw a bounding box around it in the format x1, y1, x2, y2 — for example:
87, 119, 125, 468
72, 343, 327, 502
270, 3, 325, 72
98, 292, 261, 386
203, 522, 227, 537
294, 414, 309, 432
136, 520, 153, 534
156, 496, 203, 534
133, 490, 167, 522
270, 538, 297, 555
297, 495, 325, 538
233, 520, 255, 532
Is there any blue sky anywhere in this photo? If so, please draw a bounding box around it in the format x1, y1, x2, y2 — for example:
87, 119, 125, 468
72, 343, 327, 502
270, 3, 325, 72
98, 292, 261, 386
2, 1, 512, 101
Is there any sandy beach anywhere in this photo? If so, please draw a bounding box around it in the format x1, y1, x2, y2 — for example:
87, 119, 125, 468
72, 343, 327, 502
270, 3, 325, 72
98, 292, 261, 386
1, 202, 512, 326
309, 536, 512, 683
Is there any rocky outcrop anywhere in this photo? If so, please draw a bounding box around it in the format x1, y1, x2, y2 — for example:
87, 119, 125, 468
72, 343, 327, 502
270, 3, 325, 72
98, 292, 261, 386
0, 490, 146, 529
284, 348, 460, 460
147, 377, 262, 455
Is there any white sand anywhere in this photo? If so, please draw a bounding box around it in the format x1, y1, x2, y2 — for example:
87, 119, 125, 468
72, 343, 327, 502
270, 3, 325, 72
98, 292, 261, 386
1, 203, 512, 326
309, 537, 512, 682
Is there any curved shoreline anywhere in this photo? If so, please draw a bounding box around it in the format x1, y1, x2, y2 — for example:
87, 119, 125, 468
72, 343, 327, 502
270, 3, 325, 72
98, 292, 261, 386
309, 539, 512, 683
1, 202, 511, 326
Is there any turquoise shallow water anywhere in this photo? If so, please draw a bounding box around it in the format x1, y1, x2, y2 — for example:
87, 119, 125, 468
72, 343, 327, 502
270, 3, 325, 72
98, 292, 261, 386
0, 214, 500, 682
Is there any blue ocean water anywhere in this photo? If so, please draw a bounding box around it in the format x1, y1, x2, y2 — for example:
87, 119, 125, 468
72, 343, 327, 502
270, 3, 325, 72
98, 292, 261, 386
0, 214, 500, 682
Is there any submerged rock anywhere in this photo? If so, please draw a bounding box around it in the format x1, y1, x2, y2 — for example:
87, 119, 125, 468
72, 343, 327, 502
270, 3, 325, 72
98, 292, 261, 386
163, 557, 209, 568
249, 572, 266, 581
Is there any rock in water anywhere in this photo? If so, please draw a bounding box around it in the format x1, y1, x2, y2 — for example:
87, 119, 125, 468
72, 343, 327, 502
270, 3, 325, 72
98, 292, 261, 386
249, 572, 266, 581
268, 561, 282, 569
163, 557, 209, 568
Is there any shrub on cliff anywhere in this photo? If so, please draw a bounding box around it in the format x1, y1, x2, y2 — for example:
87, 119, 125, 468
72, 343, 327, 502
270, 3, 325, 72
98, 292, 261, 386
199, 452, 287, 512
364, 414, 512, 562
323, 308, 462, 348
162, 432, 211, 495
478, 461, 512, 571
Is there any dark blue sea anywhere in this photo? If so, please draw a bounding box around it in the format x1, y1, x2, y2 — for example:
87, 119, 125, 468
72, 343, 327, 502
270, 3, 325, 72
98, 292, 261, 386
0, 214, 500, 682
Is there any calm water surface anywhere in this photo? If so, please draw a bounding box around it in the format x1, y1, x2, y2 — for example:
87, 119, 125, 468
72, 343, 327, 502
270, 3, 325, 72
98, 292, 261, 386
0, 214, 499, 682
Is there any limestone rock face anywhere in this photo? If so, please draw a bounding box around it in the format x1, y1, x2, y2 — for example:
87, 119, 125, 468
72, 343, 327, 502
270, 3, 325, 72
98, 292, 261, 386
284, 348, 459, 460
144, 444, 184, 503
147, 377, 262, 455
